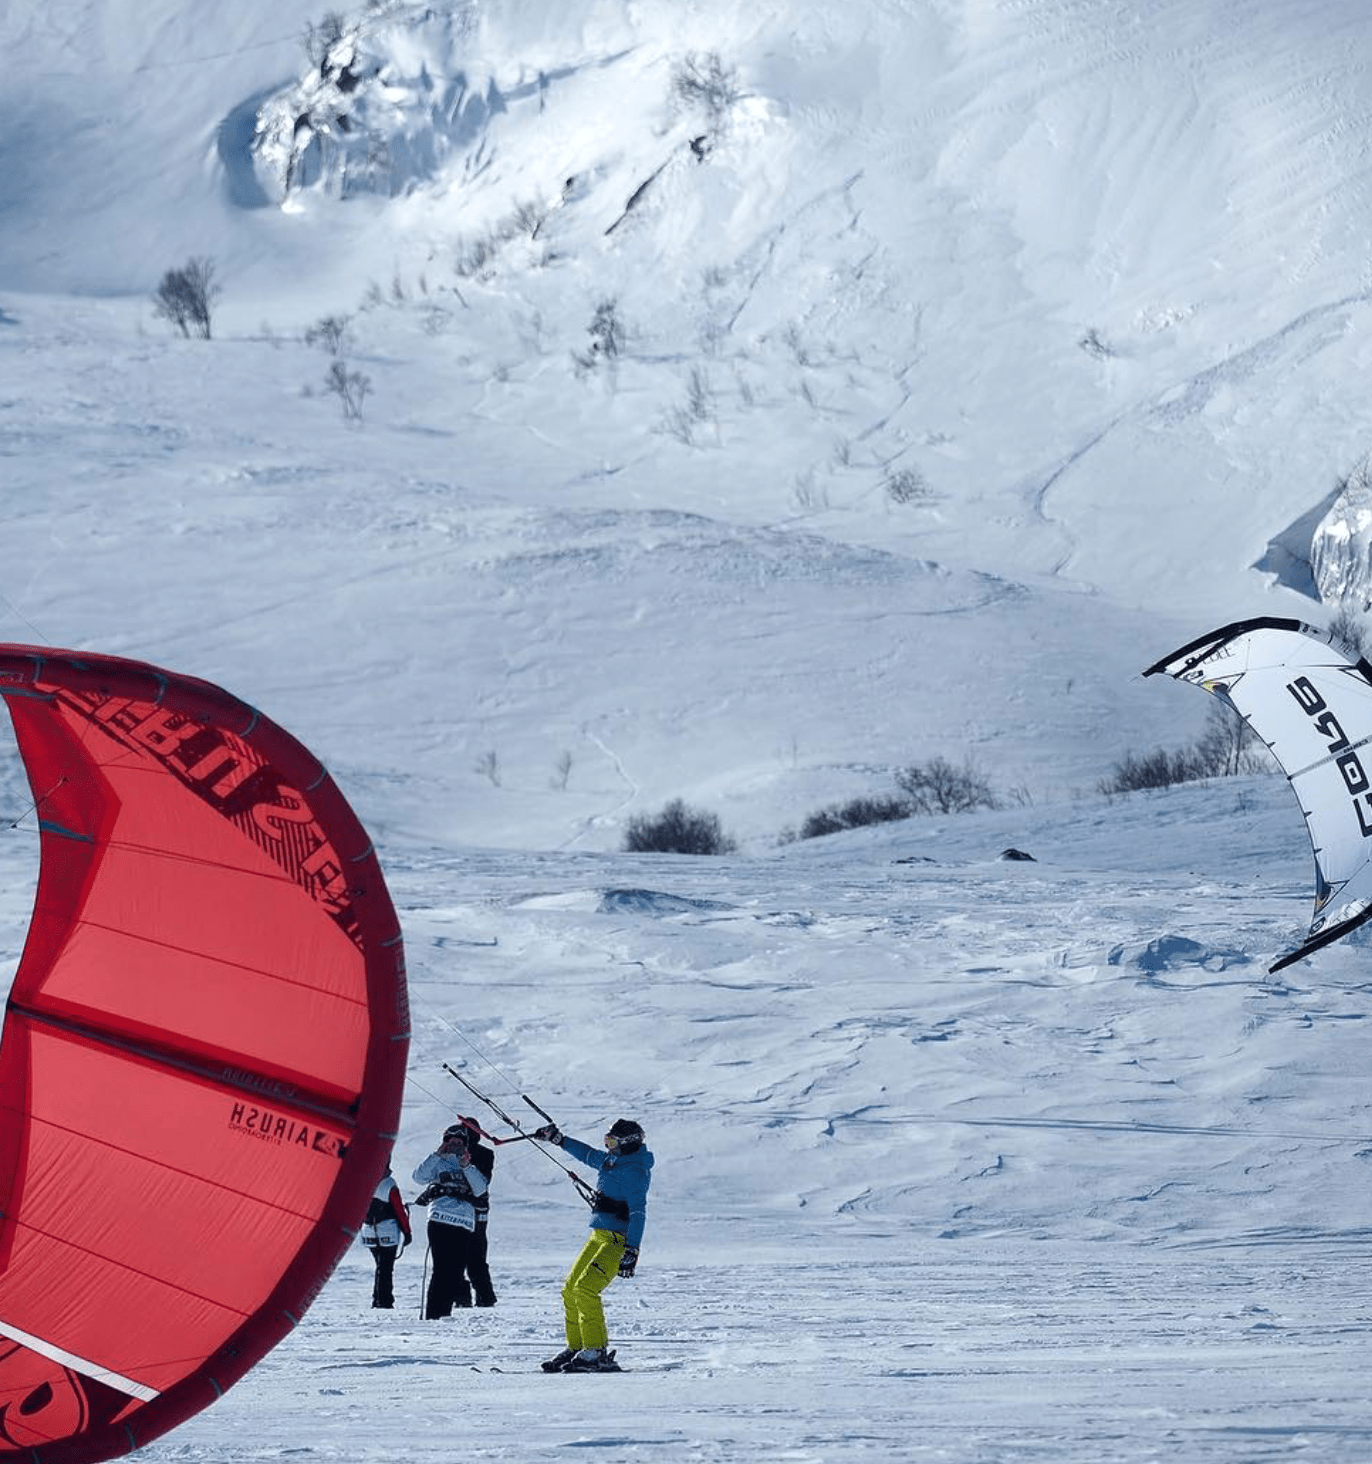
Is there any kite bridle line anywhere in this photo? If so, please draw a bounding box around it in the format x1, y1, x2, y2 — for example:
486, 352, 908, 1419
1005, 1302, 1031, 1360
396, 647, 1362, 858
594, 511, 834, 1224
443, 1063, 596, 1207
5, 774, 67, 832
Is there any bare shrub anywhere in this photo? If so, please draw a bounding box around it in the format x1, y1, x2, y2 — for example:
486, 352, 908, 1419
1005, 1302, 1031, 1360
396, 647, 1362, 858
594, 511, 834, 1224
551, 751, 573, 791
589, 299, 625, 357
1191, 700, 1271, 778
782, 323, 812, 367
686, 366, 713, 420
1329, 599, 1371, 657
1100, 700, 1274, 795
304, 314, 353, 355
623, 799, 737, 855
791, 470, 829, 512
474, 750, 500, 787
454, 234, 498, 280
895, 757, 999, 815
574, 299, 626, 371
153, 257, 220, 340
671, 52, 742, 127
1098, 748, 1198, 795
325, 360, 371, 421
884, 465, 929, 505
799, 795, 911, 840
509, 199, 547, 239
659, 367, 715, 445
660, 405, 698, 447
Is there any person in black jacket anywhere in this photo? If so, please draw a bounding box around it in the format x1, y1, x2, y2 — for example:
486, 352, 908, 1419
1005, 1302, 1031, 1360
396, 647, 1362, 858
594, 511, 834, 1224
453, 1116, 497, 1307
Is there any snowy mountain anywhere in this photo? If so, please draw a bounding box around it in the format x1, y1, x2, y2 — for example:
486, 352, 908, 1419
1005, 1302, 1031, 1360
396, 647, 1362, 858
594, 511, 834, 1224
4, 1, 1372, 1459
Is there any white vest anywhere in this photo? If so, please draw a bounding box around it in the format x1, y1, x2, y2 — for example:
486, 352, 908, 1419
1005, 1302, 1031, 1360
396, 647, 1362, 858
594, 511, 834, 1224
361, 1177, 404, 1248
412, 1152, 488, 1232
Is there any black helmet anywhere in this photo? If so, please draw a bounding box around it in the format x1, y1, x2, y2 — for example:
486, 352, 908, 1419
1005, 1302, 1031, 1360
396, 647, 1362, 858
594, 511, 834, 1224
606, 1118, 644, 1153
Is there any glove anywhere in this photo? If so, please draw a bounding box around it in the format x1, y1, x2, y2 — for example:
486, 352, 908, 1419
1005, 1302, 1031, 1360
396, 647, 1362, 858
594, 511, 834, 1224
533, 1123, 562, 1144
618, 1245, 639, 1279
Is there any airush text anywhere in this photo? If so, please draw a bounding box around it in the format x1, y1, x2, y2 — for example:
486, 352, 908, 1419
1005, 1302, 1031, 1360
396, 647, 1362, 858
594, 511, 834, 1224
61, 688, 365, 946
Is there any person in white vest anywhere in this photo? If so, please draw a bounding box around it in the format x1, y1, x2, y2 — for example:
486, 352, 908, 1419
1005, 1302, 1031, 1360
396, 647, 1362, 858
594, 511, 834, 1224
360, 1164, 412, 1309
412, 1124, 490, 1318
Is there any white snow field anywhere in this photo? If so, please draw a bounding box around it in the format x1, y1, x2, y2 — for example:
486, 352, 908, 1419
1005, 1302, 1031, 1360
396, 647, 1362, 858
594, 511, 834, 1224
4, 0, 1372, 1459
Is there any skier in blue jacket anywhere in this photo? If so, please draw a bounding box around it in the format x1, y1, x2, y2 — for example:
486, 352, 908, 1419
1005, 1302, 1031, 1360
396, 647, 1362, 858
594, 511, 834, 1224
533, 1118, 653, 1373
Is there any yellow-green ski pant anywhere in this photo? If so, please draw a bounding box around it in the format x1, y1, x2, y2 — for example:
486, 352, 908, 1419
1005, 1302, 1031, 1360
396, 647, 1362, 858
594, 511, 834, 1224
561, 1229, 626, 1351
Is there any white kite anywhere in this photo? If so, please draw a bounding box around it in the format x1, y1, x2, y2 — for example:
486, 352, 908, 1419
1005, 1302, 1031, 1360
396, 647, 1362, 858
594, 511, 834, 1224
1146, 616, 1372, 972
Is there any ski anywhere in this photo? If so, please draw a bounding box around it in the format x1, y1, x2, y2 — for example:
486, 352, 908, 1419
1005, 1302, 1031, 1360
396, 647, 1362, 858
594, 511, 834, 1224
476, 1351, 684, 1375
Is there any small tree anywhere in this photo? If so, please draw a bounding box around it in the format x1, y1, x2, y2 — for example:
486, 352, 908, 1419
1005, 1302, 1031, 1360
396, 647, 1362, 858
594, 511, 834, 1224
153, 257, 220, 339
895, 757, 998, 815
623, 799, 737, 855
1191, 699, 1270, 778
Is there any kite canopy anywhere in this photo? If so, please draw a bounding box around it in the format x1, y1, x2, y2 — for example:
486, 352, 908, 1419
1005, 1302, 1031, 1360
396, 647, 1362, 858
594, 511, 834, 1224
0, 647, 408, 1462
1145, 616, 1372, 972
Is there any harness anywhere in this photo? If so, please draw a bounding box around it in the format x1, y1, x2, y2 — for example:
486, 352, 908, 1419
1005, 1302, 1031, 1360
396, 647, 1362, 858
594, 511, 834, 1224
590, 1188, 630, 1223
415, 1177, 476, 1206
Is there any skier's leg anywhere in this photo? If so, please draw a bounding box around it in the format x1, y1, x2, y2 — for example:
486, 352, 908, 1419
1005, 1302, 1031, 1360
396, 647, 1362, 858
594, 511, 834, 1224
372, 1244, 396, 1308
451, 1229, 475, 1308
560, 1230, 625, 1352
425, 1223, 457, 1318
469, 1220, 497, 1306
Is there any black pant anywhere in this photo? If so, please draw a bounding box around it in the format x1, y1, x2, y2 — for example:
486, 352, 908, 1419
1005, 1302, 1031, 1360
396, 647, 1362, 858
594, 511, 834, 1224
369, 1243, 398, 1308
425, 1222, 482, 1318
466, 1220, 497, 1307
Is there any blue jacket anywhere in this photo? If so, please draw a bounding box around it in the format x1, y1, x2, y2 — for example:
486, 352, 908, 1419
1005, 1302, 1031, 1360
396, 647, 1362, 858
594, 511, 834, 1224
560, 1135, 653, 1250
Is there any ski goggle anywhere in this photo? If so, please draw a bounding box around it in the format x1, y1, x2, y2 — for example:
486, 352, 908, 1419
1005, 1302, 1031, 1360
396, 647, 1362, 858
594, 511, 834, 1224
604, 1133, 620, 1151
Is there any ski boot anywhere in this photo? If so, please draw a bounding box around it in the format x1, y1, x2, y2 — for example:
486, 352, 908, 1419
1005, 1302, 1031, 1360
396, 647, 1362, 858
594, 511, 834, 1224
564, 1348, 621, 1372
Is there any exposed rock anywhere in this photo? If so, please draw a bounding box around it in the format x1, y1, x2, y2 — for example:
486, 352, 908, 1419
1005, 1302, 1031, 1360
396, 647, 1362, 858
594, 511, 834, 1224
250, 7, 492, 204
1311, 461, 1372, 609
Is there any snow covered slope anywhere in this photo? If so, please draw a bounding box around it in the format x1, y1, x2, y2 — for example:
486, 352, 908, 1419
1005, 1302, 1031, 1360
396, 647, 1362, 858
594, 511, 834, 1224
8, 0, 1372, 846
